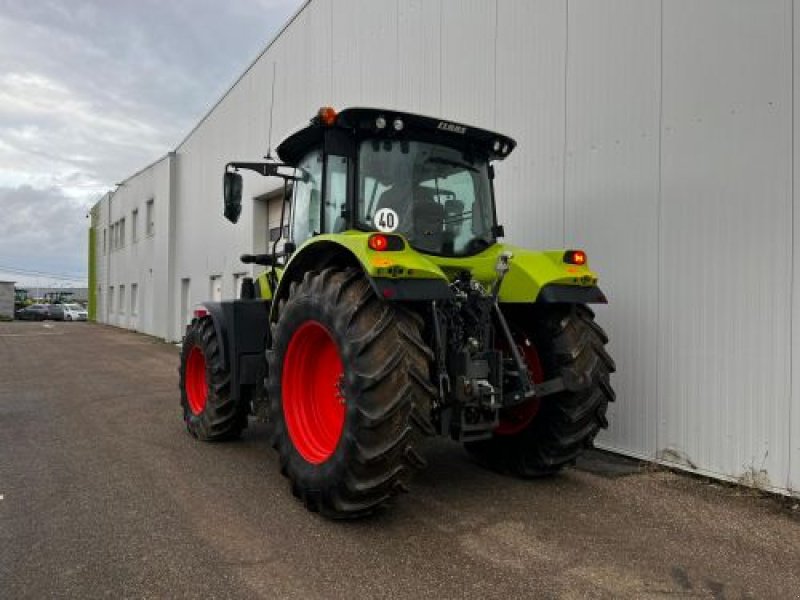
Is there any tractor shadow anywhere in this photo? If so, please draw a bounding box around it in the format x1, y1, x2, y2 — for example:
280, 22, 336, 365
387, 439, 644, 527
233, 422, 635, 528
397, 438, 571, 515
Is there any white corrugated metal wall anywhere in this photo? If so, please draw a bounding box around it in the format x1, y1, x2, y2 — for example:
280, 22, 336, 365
96, 0, 799, 495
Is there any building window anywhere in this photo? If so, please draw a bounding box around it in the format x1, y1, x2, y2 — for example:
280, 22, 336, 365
269, 225, 289, 242
103, 229, 107, 254
131, 283, 138, 316
109, 286, 115, 314
119, 284, 126, 314
132, 209, 139, 242
119, 218, 126, 248
146, 199, 155, 236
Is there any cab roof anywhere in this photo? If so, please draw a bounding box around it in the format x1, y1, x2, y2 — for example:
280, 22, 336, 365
276, 107, 516, 166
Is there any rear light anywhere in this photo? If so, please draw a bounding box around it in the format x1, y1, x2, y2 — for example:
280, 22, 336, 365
318, 106, 337, 126
368, 234, 404, 251
193, 307, 209, 318
564, 249, 587, 265
369, 234, 388, 251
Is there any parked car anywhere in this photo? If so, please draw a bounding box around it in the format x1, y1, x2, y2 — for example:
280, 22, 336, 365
47, 304, 65, 321
15, 304, 49, 321
63, 304, 88, 321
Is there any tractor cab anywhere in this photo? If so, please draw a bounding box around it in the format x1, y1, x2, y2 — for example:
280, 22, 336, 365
267, 107, 515, 259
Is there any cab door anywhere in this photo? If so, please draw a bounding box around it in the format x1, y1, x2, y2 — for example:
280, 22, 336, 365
289, 149, 323, 246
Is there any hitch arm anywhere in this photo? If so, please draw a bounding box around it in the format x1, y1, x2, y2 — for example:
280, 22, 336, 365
490, 249, 536, 399
493, 303, 536, 401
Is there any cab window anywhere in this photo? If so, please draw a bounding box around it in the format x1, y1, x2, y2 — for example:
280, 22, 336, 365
323, 155, 349, 233
290, 149, 323, 246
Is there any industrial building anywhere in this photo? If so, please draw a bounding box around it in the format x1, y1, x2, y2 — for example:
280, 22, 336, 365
89, 0, 800, 497
0, 282, 14, 320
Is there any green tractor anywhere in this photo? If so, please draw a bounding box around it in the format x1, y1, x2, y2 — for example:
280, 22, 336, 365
178, 107, 615, 518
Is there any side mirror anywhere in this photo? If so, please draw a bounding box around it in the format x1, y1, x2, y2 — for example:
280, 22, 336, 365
223, 171, 243, 223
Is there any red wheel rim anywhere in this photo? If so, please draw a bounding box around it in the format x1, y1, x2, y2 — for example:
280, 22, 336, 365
282, 321, 346, 464
495, 339, 544, 436
185, 346, 208, 416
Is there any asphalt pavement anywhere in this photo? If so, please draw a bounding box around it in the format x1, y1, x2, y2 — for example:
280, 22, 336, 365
1, 321, 798, 599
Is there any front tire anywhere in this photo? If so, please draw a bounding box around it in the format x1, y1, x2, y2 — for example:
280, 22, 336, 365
466, 304, 615, 476
179, 317, 247, 441
267, 268, 435, 518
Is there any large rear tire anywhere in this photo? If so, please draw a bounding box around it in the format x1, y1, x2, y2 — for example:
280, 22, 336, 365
465, 304, 615, 476
179, 317, 247, 441
267, 268, 435, 518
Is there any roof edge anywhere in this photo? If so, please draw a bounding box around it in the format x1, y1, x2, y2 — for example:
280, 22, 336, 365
117, 152, 173, 188
94, 151, 173, 211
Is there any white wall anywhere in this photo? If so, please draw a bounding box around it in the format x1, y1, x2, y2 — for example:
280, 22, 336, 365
93, 0, 800, 496
95, 154, 174, 338
0, 282, 14, 319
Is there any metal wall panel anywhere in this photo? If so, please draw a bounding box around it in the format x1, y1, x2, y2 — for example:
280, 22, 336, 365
495, 0, 567, 249
330, 0, 361, 109
659, 0, 793, 489
563, 0, 661, 457
331, 0, 399, 109
440, 0, 496, 127
396, 0, 443, 115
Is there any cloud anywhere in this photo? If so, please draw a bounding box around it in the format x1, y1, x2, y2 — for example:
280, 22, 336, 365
0, 185, 92, 285
0, 0, 303, 285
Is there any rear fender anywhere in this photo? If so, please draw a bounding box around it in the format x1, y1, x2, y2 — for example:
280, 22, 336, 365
498, 247, 607, 304
193, 300, 271, 403
396, 243, 607, 304
270, 234, 452, 321
254, 268, 283, 300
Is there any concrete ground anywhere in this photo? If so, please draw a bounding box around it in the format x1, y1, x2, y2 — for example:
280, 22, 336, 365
1, 321, 798, 599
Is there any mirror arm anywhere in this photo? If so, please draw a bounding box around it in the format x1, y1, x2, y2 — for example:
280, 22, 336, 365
226, 161, 299, 180
266, 177, 293, 295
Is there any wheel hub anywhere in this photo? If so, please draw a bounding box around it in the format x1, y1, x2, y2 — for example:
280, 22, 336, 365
282, 321, 346, 464
496, 339, 544, 436
185, 346, 208, 415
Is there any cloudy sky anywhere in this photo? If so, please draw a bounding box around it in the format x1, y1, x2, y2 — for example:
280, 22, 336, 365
0, 0, 303, 287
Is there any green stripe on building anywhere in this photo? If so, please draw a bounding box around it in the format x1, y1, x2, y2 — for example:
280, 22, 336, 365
88, 212, 97, 321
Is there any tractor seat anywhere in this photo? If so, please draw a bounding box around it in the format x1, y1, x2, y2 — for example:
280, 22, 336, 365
376, 186, 444, 251
412, 192, 444, 252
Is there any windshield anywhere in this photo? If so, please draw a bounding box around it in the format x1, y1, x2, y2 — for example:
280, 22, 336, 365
357, 140, 495, 256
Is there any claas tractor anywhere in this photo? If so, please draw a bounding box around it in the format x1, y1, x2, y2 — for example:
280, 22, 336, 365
178, 107, 615, 518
